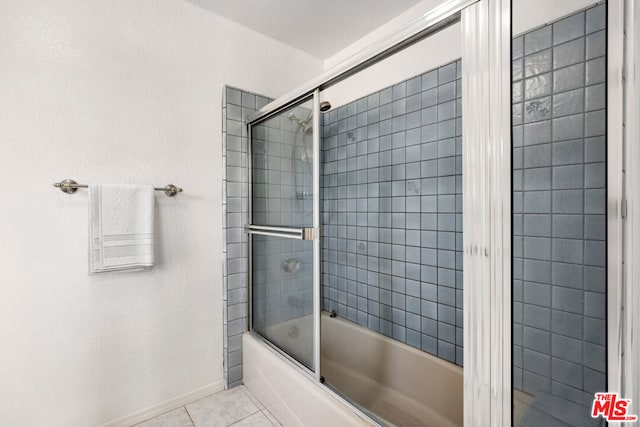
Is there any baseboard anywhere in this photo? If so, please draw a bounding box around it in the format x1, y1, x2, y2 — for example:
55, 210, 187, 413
100, 380, 225, 427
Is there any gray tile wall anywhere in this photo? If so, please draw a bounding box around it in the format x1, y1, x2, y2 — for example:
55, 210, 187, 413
512, 2, 607, 410
223, 86, 272, 388
321, 60, 464, 366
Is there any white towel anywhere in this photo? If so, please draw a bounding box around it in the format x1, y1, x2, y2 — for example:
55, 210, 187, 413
89, 184, 155, 274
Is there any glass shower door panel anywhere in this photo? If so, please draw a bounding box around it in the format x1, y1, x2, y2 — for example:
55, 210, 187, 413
251, 98, 314, 228
252, 235, 314, 368
249, 96, 318, 371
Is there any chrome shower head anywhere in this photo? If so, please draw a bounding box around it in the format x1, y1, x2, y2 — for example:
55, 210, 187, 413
288, 112, 313, 134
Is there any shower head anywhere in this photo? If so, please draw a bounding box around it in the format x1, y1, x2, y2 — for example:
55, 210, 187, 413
287, 112, 313, 135
319, 101, 332, 112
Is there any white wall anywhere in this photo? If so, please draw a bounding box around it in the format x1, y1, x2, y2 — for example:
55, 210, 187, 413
0, 1, 322, 426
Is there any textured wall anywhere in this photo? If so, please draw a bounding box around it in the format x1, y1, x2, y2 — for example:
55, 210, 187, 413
512, 1, 607, 413
321, 60, 464, 366
0, 1, 321, 425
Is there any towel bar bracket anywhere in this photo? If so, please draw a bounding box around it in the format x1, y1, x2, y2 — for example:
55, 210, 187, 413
55, 179, 79, 194
53, 179, 183, 197
163, 184, 180, 197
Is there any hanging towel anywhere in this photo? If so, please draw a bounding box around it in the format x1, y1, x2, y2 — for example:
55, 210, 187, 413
89, 184, 155, 274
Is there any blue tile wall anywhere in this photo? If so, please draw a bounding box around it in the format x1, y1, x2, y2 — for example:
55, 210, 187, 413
321, 60, 464, 366
223, 86, 272, 388
512, 2, 607, 410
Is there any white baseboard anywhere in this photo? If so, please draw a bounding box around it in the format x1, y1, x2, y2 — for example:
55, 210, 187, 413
100, 381, 225, 427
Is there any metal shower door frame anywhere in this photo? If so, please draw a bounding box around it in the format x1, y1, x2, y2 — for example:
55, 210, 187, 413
246, 90, 321, 380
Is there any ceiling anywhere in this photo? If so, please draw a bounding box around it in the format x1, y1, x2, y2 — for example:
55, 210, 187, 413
187, 0, 423, 60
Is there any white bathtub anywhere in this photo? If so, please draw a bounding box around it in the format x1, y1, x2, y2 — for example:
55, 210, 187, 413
243, 312, 463, 427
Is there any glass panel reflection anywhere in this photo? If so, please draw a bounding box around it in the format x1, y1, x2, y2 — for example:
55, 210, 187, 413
512, 2, 607, 425
251, 98, 314, 228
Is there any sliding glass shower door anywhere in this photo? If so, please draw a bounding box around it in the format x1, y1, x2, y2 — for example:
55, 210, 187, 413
247, 94, 320, 372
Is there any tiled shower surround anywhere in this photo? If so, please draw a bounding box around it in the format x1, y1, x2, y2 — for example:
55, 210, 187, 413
512, 2, 607, 412
321, 60, 464, 366
222, 87, 272, 387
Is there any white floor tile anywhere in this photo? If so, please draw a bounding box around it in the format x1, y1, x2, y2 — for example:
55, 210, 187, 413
132, 407, 194, 427
186, 387, 260, 427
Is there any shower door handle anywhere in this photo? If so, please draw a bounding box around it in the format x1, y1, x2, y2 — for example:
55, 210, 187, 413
245, 225, 318, 241
245, 225, 303, 239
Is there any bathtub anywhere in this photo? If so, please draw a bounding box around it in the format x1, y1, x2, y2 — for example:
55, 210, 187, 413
243, 312, 463, 427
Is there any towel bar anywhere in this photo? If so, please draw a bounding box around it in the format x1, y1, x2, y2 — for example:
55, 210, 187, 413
53, 179, 183, 197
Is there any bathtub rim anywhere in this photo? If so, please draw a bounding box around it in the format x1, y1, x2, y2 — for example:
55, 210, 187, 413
245, 330, 382, 426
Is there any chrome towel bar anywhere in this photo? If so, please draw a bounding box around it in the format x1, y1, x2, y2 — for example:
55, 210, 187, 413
53, 179, 183, 197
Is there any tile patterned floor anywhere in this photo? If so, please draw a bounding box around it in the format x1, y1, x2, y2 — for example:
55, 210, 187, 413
133, 386, 281, 427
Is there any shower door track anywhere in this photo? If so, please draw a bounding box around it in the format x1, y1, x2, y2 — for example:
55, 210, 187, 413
247, 0, 478, 126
